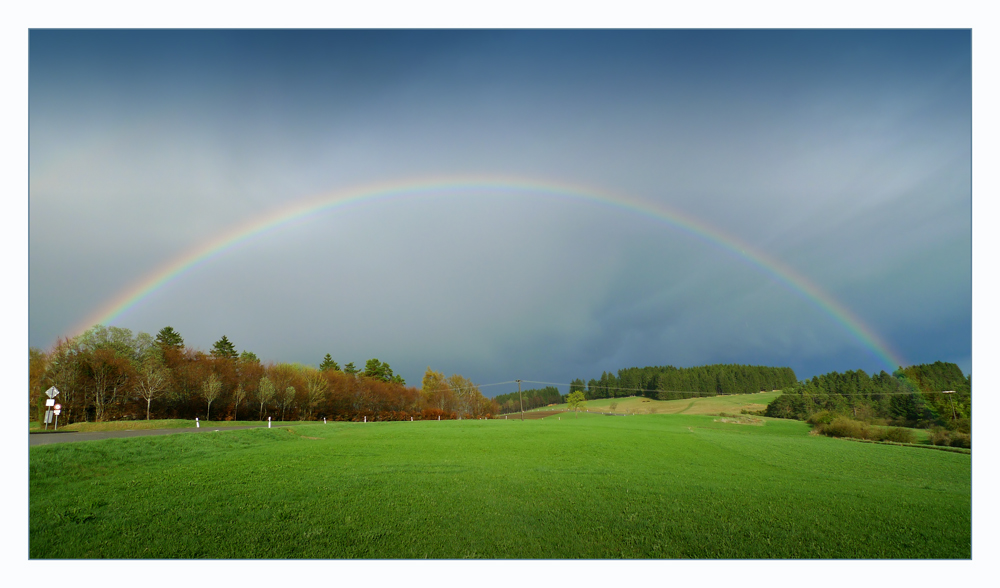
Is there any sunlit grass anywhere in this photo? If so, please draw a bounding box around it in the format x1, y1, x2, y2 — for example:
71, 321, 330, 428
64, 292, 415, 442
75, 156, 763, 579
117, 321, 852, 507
524, 391, 782, 416
31, 419, 309, 433
30, 413, 969, 558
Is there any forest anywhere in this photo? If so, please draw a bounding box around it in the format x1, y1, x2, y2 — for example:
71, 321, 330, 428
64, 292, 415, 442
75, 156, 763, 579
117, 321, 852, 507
28, 325, 499, 424
764, 362, 971, 432
492, 386, 564, 414
568, 363, 798, 400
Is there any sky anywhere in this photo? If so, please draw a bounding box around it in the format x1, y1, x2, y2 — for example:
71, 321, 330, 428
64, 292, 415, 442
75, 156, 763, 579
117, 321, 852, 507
28, 29, 972, 392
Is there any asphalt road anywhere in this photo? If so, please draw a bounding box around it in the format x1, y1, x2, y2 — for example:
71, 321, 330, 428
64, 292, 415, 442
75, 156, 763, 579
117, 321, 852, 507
29, 423, 296, 446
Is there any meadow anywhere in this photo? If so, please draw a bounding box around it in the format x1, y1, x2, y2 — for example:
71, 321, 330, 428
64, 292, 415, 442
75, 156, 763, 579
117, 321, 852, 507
30, 419, 309, 432
556, 391, 782, 415
29, 408, 970, 558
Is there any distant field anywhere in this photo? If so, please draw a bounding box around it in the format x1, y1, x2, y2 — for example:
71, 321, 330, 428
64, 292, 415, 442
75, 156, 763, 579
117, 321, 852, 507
30, 408, 969, 558
517, 391, 781, 417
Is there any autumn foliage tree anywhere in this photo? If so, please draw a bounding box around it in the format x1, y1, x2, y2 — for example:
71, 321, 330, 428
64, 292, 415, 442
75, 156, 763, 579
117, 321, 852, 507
31, 324, 497, 425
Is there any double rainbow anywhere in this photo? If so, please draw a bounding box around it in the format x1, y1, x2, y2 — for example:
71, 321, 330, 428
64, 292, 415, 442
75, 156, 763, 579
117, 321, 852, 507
72, 176, 906, 371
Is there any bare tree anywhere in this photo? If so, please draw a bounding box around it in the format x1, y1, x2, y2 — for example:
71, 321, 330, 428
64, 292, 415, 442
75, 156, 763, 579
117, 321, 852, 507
304, 373, 328, 420
257, 376, 276, 420
232, 383, 247, 421
202, 373, 222, 420
86, 347, 133, 422
135, 354, 169, 420
280, 386, 295, 421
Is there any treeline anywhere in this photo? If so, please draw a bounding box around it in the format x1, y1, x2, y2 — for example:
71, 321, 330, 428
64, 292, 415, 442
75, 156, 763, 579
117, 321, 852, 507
569, 364, 798, 400
492, 386, 564, 414
764, 362, 971, 431
29, 325, 498, 424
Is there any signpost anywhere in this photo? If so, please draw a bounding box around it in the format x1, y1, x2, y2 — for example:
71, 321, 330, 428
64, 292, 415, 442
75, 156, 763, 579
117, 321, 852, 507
44, 387, 60, 430
54, 404, 61, 430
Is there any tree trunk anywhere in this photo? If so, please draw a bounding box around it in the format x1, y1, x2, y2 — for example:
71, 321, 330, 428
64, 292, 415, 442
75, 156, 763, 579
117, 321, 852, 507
207, 400, 212, 421
146, 398, 151, 420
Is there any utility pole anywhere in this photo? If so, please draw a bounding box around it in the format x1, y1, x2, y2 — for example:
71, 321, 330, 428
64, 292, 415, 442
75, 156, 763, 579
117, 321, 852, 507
942, 391, 957, 421
517, 379, 523, 422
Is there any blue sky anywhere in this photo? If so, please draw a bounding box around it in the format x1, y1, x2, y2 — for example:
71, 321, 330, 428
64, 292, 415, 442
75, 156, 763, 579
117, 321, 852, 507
28, 29, 971, 389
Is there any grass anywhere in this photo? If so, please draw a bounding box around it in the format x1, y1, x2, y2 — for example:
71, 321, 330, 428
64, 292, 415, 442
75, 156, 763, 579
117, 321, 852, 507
30, 419, 309, 433
30, 412, 970, 559
525, 391, 781, 417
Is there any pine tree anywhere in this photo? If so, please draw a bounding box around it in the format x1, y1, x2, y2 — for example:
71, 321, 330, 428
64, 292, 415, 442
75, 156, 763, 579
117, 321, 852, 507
319, 354, 340, 372
211, 335, 238, 360
155, 326, 184, 349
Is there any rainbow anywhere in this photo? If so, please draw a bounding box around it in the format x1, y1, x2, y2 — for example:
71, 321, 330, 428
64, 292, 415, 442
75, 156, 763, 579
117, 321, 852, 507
72, 175, 906, 371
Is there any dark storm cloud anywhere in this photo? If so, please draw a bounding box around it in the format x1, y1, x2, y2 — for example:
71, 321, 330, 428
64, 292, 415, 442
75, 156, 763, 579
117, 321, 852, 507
29, 30, 970, 386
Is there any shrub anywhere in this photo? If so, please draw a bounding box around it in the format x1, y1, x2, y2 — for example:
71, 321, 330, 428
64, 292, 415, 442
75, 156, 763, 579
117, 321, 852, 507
806, 410, 836, 426
949, 432, 971, 449
816, 417, 915, 443
929, 427, 972, 449
929, 427, 951, 446
818, 417, 866, 439
881, 427, 916, 444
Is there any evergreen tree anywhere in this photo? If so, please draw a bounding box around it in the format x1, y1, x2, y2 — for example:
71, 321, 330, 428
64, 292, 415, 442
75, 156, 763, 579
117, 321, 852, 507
364, 358, 393, 382
343, 362, 358, 375
155, 326, 184, 349
211, 335, 238, 360
319, 353, 340, 372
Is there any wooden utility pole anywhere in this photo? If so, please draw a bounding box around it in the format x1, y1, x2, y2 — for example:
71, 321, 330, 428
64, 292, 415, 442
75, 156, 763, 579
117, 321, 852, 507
942, 391, 957, 421
517, 379, 523, 421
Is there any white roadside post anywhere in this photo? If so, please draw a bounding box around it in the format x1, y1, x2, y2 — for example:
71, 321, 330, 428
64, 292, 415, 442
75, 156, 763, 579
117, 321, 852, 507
268, 416, 271, 428
44, 398, 55, 431
196, 417, 200, 428
324, 417, 327, 424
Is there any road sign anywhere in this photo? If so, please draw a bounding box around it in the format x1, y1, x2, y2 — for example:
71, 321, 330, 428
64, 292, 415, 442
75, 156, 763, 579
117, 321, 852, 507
46, 398, 55, 407
44, 409, 53, 424
46, 386, 60, 399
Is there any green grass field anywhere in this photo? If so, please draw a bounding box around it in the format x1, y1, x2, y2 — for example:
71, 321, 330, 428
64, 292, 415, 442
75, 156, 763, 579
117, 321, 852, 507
29, 411, 970, 558
30, 419, 309, 433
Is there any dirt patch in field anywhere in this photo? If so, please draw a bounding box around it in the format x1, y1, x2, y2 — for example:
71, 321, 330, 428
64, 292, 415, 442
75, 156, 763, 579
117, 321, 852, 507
713, 415, 764, 425
497, 410, 566, 420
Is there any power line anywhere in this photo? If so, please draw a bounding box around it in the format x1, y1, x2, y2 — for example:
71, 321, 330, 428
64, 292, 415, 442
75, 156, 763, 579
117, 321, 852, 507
497, 379, 956, 397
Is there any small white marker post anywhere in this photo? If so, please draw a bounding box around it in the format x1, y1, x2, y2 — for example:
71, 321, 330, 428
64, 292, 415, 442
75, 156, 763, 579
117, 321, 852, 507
364, 416, 366, 423
268, 416, 271, 428
411, 417, 413, 421
196, 418, 200, 428
324, 418, 327, 424
438, 415, 440, 421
